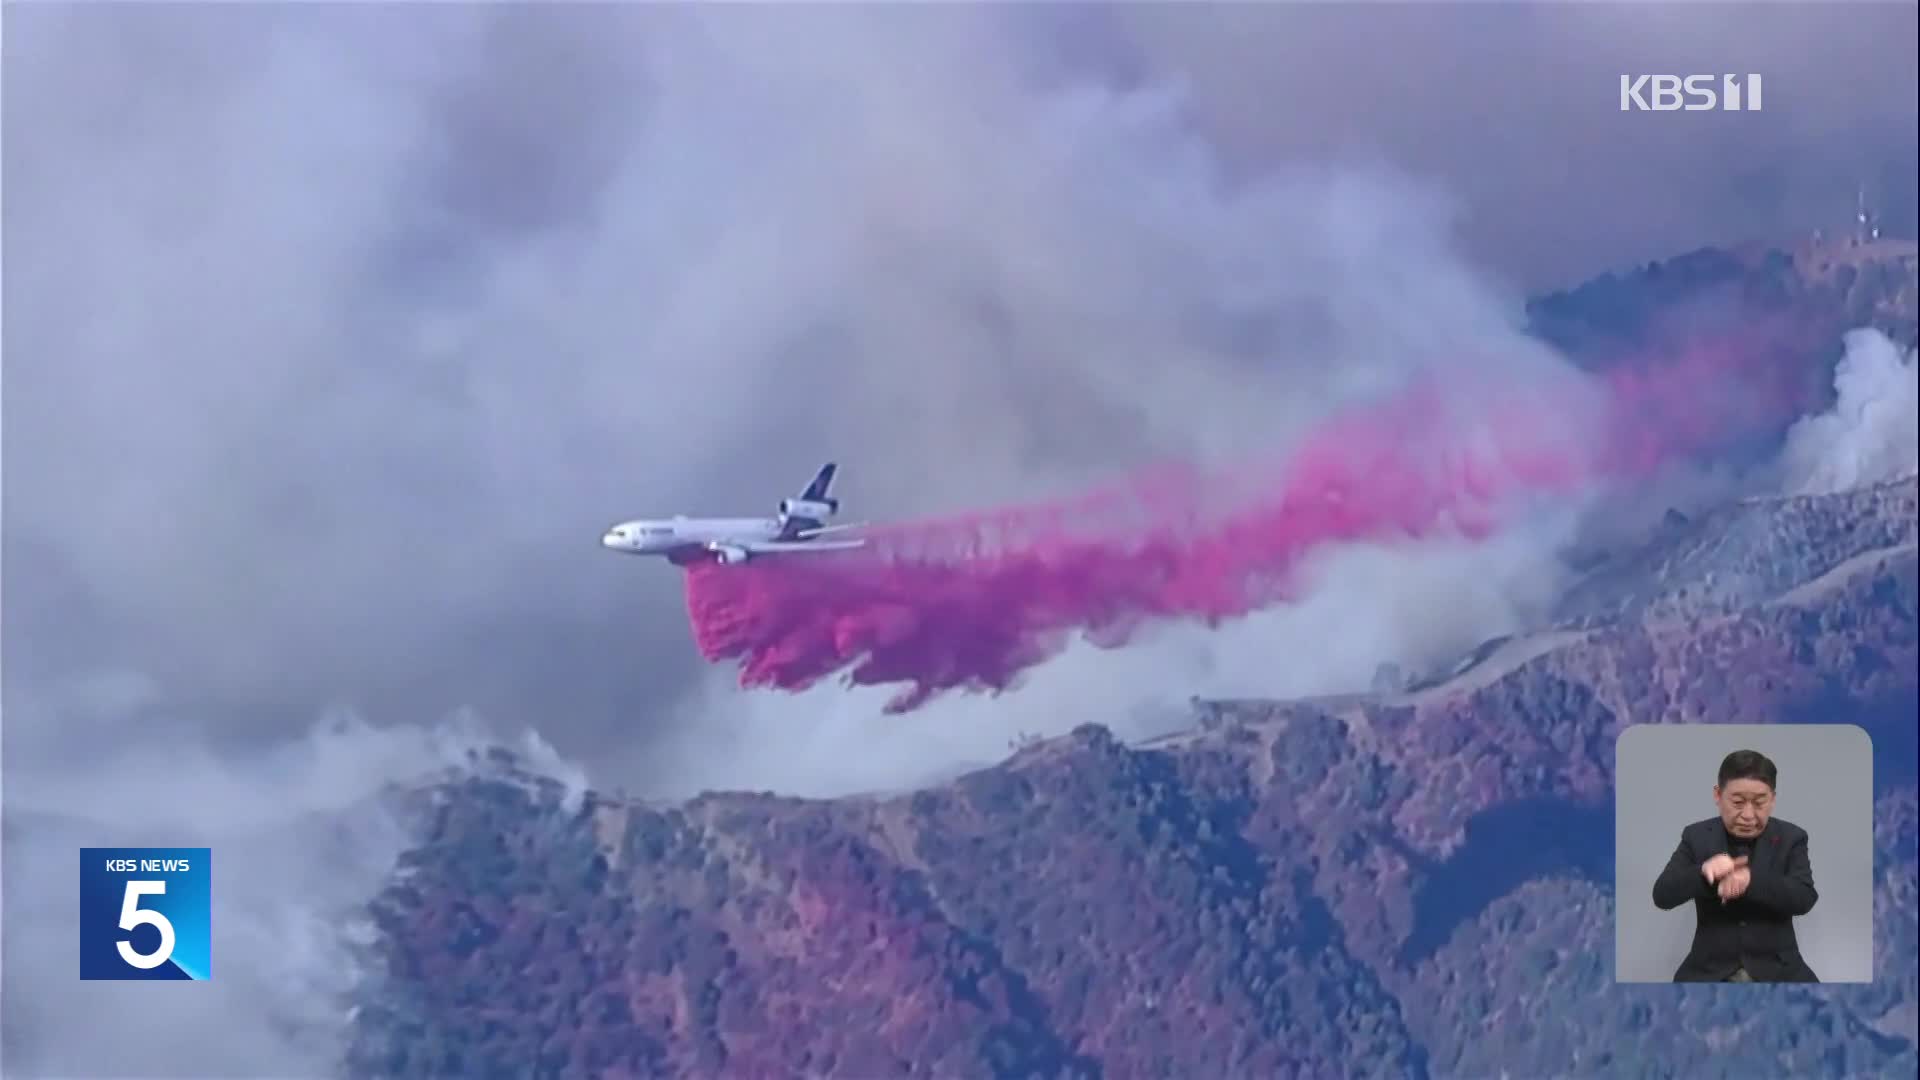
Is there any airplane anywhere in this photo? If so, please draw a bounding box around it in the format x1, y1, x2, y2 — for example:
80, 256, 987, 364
599, 462, 869, 565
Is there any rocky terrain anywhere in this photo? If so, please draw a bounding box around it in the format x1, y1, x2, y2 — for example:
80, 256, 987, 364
345, 241, 1919, 1078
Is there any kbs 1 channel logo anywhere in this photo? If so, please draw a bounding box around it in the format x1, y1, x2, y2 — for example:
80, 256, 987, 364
1619, 73, 1763, 112
79, 848, 211, 980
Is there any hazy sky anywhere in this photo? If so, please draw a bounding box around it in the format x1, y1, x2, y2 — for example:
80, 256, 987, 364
4, 3, 1915, 1075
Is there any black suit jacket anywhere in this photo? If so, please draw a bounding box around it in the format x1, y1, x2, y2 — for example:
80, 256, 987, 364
1651, 816, 1820, 982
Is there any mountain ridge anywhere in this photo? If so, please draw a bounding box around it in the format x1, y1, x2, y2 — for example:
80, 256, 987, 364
345, 241, 1919, 1078
345, 484, 1917, 1079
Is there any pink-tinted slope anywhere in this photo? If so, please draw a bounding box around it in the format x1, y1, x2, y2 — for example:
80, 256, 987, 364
683, 331, 1822, 713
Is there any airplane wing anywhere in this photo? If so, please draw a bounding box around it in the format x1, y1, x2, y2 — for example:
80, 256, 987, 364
740, 538, 866, 553
703, 538, 867, 563
793, 521, 867, 538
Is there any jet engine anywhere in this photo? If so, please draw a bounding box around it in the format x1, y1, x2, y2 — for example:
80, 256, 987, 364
711, 545, 750, 565
779, 497, 837, 519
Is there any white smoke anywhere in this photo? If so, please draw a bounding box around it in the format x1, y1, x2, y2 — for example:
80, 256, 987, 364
1778, 327, 1920, 495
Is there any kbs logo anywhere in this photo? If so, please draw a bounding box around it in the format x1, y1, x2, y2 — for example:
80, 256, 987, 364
1620, 74, 1763, 111
79, 848, 211, 980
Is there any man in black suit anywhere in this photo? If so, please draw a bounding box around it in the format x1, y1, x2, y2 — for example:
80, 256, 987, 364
1651, 748, 1820, 982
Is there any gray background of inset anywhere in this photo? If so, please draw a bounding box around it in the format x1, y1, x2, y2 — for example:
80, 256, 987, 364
1614, 723, 1874, 983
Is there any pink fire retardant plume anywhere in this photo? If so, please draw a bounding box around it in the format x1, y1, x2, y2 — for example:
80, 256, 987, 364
683, 326, 1826, 713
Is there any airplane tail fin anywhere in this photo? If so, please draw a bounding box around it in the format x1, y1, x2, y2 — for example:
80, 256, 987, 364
777, 463, 841, 538
798, 462, 839, 511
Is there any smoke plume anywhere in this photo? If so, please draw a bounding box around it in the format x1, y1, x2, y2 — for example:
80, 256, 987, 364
1778, 327, 1920, 495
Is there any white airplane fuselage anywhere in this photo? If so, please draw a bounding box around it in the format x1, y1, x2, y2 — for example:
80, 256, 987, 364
600, 463, 866, 566
602, 516, 782, 561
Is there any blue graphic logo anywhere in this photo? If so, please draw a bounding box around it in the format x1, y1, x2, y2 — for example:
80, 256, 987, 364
79, 848, 211, 980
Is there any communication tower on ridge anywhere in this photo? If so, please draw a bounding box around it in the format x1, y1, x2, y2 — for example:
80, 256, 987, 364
1856, 183, 1881, 245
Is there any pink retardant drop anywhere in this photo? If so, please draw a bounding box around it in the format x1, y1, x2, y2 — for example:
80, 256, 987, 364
682, 327, 1827, 714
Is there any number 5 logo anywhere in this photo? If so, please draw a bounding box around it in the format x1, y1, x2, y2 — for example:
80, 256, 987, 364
116, 880, 176, 969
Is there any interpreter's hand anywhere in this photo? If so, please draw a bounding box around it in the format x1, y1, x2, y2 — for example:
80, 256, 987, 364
1717, 866, 1752, 902
1701, 853, 1749, 884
